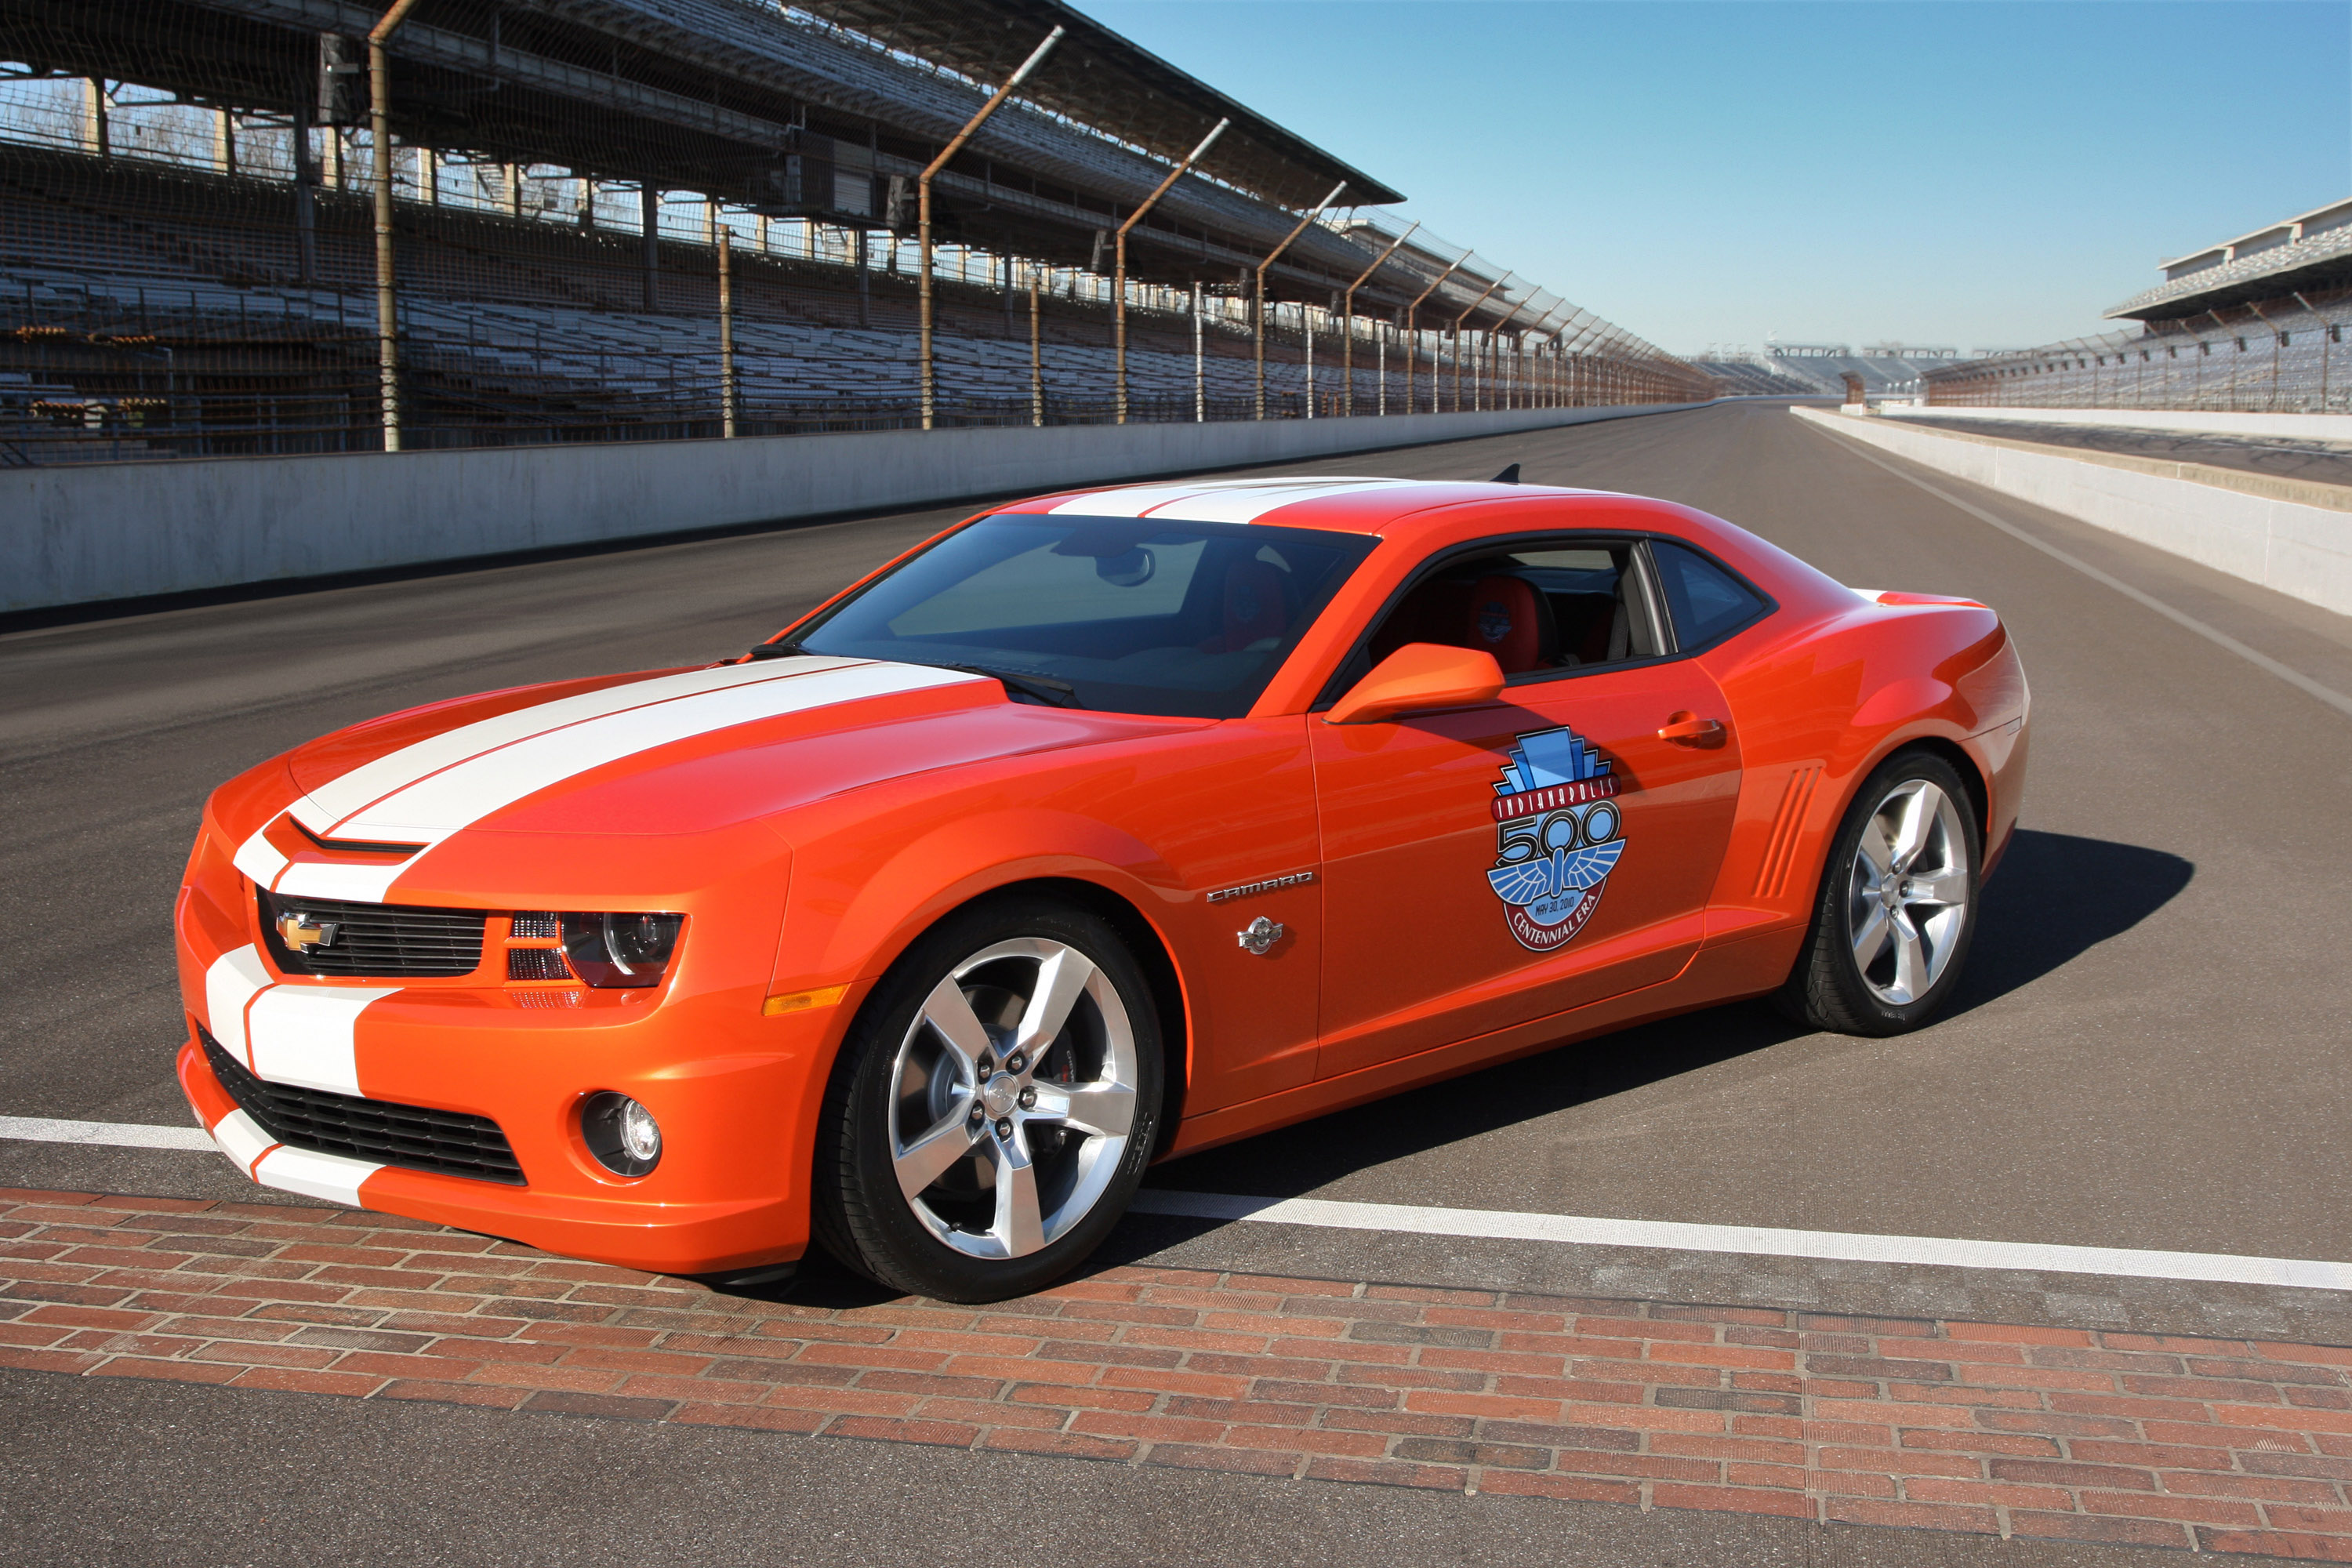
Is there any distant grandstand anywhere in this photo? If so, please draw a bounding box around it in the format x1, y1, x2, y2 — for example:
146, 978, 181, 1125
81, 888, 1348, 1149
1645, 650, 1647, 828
1922, 198, 2350, 412
0, 1, 1707, 464
1690, 344, 1961, 400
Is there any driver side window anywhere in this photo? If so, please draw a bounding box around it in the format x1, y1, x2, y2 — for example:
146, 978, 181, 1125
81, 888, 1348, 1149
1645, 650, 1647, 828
1364, 538, 1665, 681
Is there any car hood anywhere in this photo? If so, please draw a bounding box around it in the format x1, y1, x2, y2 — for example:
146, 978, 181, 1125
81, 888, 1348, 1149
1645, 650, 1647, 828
276, 654, 1198, 856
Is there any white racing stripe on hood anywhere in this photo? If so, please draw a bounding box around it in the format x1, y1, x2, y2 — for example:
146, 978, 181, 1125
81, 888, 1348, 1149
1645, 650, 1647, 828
324, 656, 986, 851
1047, 476, 1418, 523
288, 655, 870, 837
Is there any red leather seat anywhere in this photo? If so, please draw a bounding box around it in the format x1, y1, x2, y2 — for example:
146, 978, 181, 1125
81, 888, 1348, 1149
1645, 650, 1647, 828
1465, 575, 1555, 674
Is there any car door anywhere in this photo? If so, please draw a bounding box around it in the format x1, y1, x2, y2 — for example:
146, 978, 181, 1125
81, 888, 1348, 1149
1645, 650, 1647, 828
1310, 536, 1746, 1078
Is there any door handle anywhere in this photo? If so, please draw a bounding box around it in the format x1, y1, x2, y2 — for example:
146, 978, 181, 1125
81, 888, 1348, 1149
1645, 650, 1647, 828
1658, 712, 1727, 748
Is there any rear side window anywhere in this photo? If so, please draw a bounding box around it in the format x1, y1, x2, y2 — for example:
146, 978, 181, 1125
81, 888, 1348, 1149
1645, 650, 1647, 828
1650, 541, 1766, 648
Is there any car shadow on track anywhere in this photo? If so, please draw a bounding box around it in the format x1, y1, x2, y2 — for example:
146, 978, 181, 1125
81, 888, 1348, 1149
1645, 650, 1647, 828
740, 829, 2190, 1306
1941, 828, 2193, 1021
1114, 829, 2190, 1222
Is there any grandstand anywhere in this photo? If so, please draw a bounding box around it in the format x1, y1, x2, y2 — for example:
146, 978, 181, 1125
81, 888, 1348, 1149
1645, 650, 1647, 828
1922, 198, 2351, 412
0, 0, 1708, 463
1687, 354, 1823, 397
1750, 344, 1962, 400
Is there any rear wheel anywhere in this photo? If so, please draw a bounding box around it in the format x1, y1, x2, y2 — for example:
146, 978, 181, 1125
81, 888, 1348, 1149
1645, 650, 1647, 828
812, 895, 1163, 1302
1778, 750, 1980, 1036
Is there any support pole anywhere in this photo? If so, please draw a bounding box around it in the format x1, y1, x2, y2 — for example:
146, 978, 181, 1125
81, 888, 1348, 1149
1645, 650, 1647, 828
716, 212, 736, 437
1477, 292, 1532, 414
920, 27, 1064, 430
369, 0, 426, 452
1400, 252, 1467, 417
1192, 280, 1205, 423
292, 95, 317, 286
1304, 310, 1314, 418
1448, 271, 1508, 415
1339, 221, 1416, 418
1116, 118, 1226, 424
84, 78, 109, 159
641, 183, 660, 312
1029, 267, 1044, 426
2293, 292, 2328, 410
1254, 180, 1348, 419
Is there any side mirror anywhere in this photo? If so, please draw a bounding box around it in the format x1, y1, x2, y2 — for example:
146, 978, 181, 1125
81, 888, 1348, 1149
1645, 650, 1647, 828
1325, 643, 1506, 725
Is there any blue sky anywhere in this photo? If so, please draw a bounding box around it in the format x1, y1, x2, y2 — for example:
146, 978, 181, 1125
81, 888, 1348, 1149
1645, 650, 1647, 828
1077, 2, 2352, 354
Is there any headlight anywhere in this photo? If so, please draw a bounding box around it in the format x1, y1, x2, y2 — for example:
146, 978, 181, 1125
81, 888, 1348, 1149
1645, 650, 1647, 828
559, 912, 683, 989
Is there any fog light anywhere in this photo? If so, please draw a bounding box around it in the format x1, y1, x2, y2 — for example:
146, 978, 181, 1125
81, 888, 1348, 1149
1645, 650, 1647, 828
582, 1092, 661, 1178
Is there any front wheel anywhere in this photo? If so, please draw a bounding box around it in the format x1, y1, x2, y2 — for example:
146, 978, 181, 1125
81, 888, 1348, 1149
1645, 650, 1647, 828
812, 895, 1163, 1302
1777, 750, 1981, 1036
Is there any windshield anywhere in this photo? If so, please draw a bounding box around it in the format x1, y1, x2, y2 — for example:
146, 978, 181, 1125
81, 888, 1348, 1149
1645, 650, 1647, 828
784, 515, 1376, 718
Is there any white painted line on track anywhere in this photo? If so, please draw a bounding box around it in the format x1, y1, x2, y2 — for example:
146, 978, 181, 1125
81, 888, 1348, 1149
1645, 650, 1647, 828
1131, 1190, 2352, 1292
1805, 419, 2352, 721
15, 1119, 2346, 1291
0, 1116, 214, 1152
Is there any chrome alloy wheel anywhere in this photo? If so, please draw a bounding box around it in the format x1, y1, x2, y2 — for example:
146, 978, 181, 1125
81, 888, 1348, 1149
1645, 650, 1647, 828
1845, 779, 1970, 1006
887, 938, 1139, 1260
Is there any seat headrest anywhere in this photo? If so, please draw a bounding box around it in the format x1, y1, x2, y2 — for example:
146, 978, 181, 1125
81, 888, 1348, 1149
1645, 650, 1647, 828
1467, 575, 1544, 674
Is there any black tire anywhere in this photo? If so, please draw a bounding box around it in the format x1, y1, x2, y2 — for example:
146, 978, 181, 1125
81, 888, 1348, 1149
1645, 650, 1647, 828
811, 893, 1164, 1303
1777, 750, 1982, 1036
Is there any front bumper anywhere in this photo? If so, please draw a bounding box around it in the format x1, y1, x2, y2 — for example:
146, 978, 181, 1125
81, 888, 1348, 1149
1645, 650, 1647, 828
174, 822, 847, 1277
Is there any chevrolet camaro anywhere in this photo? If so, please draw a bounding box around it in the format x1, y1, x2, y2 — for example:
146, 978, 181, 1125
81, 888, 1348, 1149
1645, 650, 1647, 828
175, 472, 2029, 1301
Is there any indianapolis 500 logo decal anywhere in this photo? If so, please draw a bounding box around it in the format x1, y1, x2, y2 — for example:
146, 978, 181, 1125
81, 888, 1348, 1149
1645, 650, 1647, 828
1486, 725, 1624, 952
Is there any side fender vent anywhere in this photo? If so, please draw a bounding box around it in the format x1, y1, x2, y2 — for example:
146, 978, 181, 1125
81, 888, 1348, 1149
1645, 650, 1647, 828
1755, 764, 1823, 900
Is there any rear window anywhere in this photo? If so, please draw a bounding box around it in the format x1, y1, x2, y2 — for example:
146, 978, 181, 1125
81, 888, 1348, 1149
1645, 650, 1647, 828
785, 515, 1374, 718
1650, 540, 1768, 648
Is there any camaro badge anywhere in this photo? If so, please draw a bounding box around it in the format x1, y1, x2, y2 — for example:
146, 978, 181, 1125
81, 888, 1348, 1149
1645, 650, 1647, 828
1486, 725, 1624, 952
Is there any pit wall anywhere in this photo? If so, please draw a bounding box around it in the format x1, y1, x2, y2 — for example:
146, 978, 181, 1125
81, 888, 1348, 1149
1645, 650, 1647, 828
3, 402, 1705, 615
1793, 406, 2352, 618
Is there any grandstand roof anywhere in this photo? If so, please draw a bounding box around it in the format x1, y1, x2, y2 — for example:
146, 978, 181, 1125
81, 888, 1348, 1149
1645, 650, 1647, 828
782, 0, 1403, 210
1, 0, 1652, 338
2105, 197, 2352, 321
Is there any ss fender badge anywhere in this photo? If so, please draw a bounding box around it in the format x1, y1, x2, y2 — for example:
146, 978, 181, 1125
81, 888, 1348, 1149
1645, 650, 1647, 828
1206, 869, 1316, 904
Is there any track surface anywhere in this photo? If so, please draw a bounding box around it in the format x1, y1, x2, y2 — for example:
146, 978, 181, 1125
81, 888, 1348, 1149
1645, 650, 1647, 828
5, 402, 2350, 1563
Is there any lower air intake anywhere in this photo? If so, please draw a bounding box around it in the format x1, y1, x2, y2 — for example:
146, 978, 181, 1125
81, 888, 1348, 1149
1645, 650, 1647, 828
201, 1029, 524, 1185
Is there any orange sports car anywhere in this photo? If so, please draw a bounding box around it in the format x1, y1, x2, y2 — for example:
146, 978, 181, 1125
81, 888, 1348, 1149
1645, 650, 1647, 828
175, 473, 2028, 1301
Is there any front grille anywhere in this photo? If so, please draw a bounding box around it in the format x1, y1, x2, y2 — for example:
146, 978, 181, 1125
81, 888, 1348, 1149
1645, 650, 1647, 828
201, 1029, 525, 1185
258, 890, 485, 978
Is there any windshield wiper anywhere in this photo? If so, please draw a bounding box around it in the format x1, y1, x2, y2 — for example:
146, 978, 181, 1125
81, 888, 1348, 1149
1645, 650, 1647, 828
929, 662, 1084, 709
744, 641, 802, 660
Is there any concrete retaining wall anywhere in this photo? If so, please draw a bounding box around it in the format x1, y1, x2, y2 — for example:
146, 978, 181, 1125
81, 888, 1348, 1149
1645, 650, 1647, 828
2, 402, 1702, 615
1793, 406, 2352, 617
1889, 405, 2352, 441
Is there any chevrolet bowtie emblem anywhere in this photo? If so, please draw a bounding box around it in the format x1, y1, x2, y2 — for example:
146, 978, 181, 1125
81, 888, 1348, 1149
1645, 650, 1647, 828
277, 912, 339, 952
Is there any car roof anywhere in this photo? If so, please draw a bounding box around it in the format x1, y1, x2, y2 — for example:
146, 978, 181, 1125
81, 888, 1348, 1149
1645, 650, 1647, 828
997, 475, 1659, 540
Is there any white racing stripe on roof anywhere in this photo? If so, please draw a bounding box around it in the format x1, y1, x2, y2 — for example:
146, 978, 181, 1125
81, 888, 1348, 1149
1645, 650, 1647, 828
1131, 1191, 2352, 1291
1047, 476, 1418, 522
331, 657, 984, 848
290, 655, 870, 836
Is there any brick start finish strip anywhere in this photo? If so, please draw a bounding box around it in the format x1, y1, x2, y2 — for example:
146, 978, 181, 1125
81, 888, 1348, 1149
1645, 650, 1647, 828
1, 1189, 2348, 1559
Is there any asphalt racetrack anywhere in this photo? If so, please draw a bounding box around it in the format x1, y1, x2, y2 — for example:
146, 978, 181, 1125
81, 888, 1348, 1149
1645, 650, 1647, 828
5, 401, 2350, 1564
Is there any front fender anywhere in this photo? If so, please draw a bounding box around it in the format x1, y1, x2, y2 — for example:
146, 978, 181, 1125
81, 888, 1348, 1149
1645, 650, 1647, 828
786, 806, 1180, 996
